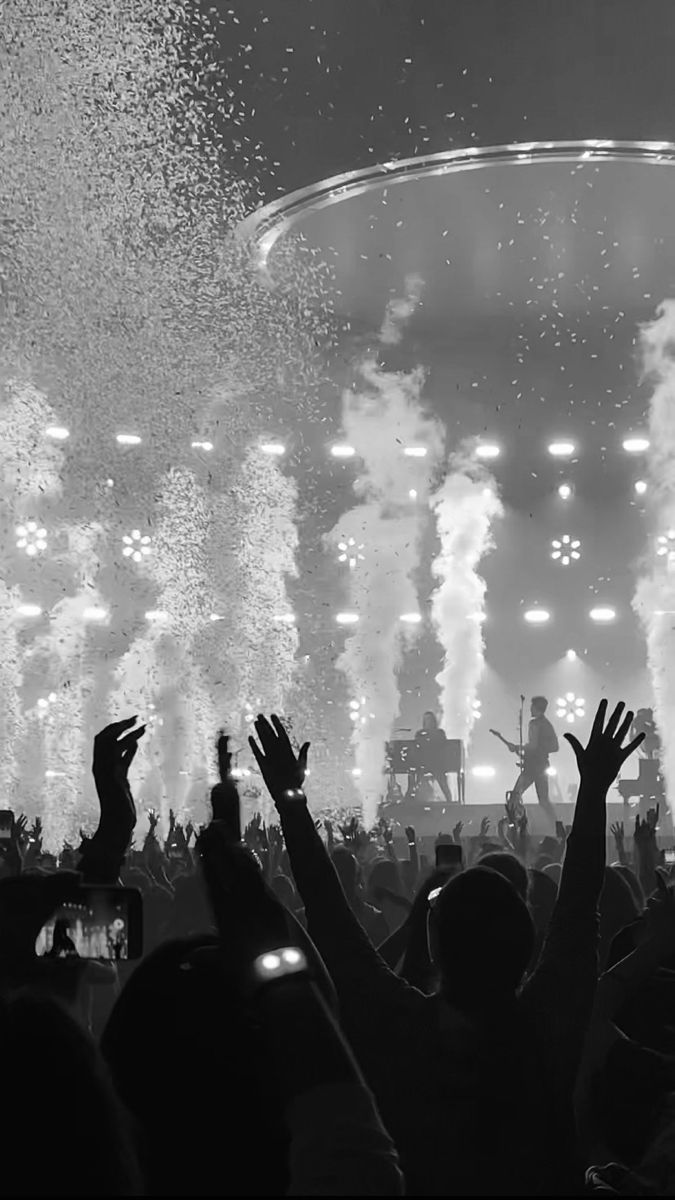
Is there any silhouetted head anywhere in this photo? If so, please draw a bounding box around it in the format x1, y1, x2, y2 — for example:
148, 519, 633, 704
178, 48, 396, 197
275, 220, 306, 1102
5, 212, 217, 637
422, 711, 438, 731
102, 937, 289, 1195
429, 867, 534, 1013
531, 695, 548, 717
477, 851, 529, 902
0, 992, 140, 1195
331, 846, 359, 898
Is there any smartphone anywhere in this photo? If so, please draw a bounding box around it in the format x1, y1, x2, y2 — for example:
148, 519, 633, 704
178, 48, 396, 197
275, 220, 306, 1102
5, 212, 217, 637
664, 848, 675, 865
436, 842, 463, 869
0, 810, 13, 841
35, 885, 143, 961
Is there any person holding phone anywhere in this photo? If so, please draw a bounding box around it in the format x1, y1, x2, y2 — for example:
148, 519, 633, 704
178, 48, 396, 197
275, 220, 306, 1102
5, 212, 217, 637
414, 712, 454, 804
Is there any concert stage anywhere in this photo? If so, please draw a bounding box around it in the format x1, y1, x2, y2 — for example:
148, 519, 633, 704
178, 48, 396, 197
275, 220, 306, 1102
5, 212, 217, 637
383, 798, 674, 843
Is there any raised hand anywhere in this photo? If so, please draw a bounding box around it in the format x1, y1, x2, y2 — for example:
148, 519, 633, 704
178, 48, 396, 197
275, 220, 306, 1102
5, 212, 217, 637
147, 811, 160, 836
168, 809, 176, 832
647, 805, 660, 833
610, 821, 625, 842
405, 825, 416, 845
564, 700, 644, 792
479, 816, 490, 839
634, 813, 658, 846
452, 820, 463, 845
210, 731, 241, 840
185, 820, 195, 845
248, 714, 310, 804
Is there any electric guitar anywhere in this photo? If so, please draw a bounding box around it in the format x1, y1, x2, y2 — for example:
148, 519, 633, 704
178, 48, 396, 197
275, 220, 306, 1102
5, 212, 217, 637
490, 729, 524, 769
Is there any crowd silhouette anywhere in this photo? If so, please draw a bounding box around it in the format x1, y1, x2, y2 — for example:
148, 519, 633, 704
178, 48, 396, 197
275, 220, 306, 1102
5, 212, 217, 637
2, 699, 675, 1194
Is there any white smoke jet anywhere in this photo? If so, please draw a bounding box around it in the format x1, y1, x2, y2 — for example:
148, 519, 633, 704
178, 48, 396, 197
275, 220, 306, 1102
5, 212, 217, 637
430, 453, 503, 748
331, 276, 442, 824
633, 300, 675, 814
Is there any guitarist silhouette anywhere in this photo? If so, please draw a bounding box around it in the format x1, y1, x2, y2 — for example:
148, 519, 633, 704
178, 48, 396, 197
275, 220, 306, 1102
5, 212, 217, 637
491, 696, 559, 828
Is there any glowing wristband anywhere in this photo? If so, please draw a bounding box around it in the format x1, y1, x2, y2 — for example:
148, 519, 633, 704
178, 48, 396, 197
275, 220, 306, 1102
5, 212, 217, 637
282, 788, 305, 801
252, 946, 309, 989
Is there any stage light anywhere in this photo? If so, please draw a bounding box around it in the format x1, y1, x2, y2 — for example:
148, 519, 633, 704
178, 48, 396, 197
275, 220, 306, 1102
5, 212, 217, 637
350, 767, 362, 777
551, 534, 581, 565
557, 483, 573, 500
471, 765, 496, 779
45, 426, 69, 441
472, 698, 482, 720
524, 608, 550, 624
545, 766, 557, 777
122, 529, 152, 563
348, 698, 373, 725
16, 521, 47, 557
335, 612, 359, 625
565, 649, 578, 662
400, 612, 422, 624
273, 613, 296, 624
337, 537, 365, 569
209, 613, 223, 622
555, 693, 586, 723
144, 610, 169, 623
15, 603, 42, 618
330, 444, 355, 458
83, 606, 108, 622
475, 442, 500, 460
548, 441, 575, 458
635, 480, 648, 496
403, 446, 427, 457
589, 606, 616, 623
408, 489, 418, 500
191, 440, 213, 451
656, 531, 675, 562
623, 436, 650, 453
116, 433, 142, 446
260, 442, 285, 456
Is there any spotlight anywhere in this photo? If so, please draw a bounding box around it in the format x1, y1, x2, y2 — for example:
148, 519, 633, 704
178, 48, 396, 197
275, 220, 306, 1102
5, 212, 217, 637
45, 426, 70, 441
330, 444, 355, 458
260, 442, 285, 456
335, 612, 359, 625
472, 698, 482, 720
524, 608, 550, 624
656, 531, 675, 562
209, 613, 223, 622
551, 535, 581, 566
565, 649, 578, 662
545, 766, 557, 777
348, 698, 374, 725
350, 767, 362, 777
622, 436, 650, 453
144, 610, 169, 623
122, 529, 152, 563
399, 612, 422, 624
634, 480, 648, 496
557, 483, 573, 500
273, 613, 296, 624
16, 521, 47, 557
403, 446, 427, 457
116, 433, 142, 446
548, 441, 576, 458
191, 440, 213, 451
15, 603, 42, 618
589, 606, 616, 623
337, 538, 365, 570
555, 693, 586, 723
82, 606, 108, 622
471, 765, 496, 779
408, 489, 418, 500
475, 442, 500, 460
